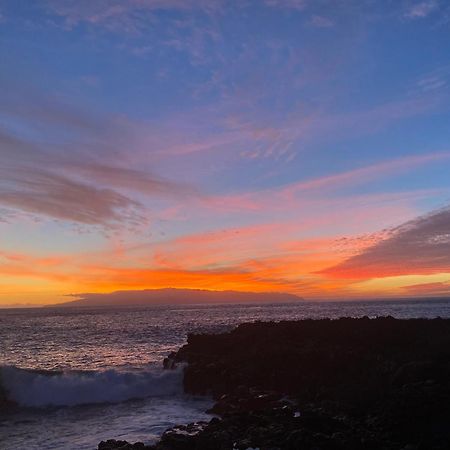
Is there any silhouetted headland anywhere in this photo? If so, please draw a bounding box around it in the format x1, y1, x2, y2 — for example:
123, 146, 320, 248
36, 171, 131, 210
59, 288, 303, 307
99, 317, 450, 450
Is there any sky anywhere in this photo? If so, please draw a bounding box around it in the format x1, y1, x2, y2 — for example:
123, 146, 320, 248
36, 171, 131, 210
1, 0, 450, 305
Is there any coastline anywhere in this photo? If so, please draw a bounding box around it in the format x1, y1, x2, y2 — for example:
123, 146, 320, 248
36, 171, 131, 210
99, 317, 450, 450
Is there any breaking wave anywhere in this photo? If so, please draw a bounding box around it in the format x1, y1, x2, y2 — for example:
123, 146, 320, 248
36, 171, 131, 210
0, 365, 183, 408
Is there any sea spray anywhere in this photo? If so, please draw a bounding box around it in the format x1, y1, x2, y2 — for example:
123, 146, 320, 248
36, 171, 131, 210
0, 365, 184, 407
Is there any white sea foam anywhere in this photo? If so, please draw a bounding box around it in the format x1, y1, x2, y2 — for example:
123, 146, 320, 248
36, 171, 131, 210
2, 301, 449, 449
0, 365, 183, 407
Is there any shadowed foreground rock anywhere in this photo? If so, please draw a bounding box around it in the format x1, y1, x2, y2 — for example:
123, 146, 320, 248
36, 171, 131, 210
99, 317, 450, 450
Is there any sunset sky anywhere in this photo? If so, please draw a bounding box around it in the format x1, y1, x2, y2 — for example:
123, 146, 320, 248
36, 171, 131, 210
1, 0, 450, 305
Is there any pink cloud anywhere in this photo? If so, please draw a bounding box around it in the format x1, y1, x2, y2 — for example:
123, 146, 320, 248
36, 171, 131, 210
215, 94, 441, 162
280, 151, 450, 199
45, 0, 224, 33
400, 281, 450, 296
201, 152, 450, 213
264, 0, 307, 10
321, 207, 450, 279
405, 1, 438, 19
310, 15, 334, 28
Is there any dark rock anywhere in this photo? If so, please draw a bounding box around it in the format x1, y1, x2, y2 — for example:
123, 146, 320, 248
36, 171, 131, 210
163, 351, 178, 370
100, 318, 450, 450
98, 439, 148, 449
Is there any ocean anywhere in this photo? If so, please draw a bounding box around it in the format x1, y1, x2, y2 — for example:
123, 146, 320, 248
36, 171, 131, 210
1, 299, 450, 449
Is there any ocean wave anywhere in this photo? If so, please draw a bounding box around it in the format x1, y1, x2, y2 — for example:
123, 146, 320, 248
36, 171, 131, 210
0, 365, 183, 408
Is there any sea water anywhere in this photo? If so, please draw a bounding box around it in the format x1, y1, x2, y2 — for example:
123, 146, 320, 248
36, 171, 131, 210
1, 299, 450, 449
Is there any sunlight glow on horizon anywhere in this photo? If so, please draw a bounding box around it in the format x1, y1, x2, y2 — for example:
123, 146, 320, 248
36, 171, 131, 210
1, 0, 450, 304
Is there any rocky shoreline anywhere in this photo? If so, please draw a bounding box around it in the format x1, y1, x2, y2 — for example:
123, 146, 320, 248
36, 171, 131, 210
99, 317, 450, 450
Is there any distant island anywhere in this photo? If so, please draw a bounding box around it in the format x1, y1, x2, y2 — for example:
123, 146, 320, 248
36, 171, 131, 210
58, 288, 304, 307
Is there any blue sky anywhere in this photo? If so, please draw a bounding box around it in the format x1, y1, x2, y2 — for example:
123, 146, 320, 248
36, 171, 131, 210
1, 0, 450, 303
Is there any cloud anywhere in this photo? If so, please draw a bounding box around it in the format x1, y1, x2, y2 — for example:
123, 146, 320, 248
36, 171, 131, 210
0, 169, 142, 226
264, 0, 307, 10
417, 75, 447, 92
44, 0, 223, 33
414, 65, 450, 93
0, 86, 199, 227
0, 88, 105, 135
321, 207, 450, 279
70, 163, 197, 197
0, 258, 304, 295
2, 80, 444, 231
310, 15, 334, 28
0, 186, 441, 300
151, 223, 295, 270
400, 281, 450, 296
280, 151, 450, 197
228, 93, 441, 162
203, 151, 450, 212
405, 1, 438, 19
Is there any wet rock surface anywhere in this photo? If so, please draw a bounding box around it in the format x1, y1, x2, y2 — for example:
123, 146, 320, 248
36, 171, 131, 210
98, 440, 147, 449
100, 317, 450, 450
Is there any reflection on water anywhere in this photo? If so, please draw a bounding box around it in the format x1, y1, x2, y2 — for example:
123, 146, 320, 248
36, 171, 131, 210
1, 299, 450, 371
1, 299, 449, 449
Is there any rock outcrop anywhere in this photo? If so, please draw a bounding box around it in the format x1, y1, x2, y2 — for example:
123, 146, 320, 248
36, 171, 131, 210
100, 317, 450, 450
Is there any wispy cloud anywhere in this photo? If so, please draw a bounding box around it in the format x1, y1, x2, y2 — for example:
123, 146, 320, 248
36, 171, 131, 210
404, 1, 438, 19
280, 151, 450, 198
400, 281, 450, 296
44, 0, 223, 33
0, 168, 143, 226
203, 151, 450, 212
226, 93, 441, 162
264, 0, 307, 10
310, 15, 334, 28
0, 89, 199, 228
0, 186, 441, 299
321, 206, 450, 279
70, 163, 197, 198
2, 0, 450, 304
413, 65, 450, 94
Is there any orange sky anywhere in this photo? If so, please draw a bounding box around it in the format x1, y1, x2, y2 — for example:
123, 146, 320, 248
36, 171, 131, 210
1, 1, 450, 305
2, 199, 450, 305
